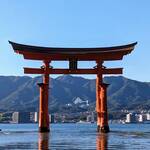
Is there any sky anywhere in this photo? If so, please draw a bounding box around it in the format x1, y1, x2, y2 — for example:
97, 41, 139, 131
0, 0, 150, 81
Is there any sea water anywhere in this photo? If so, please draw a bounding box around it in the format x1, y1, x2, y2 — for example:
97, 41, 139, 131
0, 123, 150, 149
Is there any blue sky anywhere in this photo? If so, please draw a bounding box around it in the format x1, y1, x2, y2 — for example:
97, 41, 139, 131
0, 0, 150, 81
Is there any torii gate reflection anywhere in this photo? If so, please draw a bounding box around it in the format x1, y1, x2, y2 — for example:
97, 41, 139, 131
38, 133, 49, 150
9, 41, 137, 133
37, 132, 108, 150
96, 133, 108, 150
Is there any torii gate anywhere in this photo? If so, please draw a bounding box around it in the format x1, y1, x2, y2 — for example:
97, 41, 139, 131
9, 41, 137, 133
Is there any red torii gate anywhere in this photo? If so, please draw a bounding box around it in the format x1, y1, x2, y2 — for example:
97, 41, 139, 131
9, 41, 137, 133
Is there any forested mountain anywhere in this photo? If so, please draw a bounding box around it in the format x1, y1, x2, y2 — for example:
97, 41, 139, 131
0, 75, 149, 112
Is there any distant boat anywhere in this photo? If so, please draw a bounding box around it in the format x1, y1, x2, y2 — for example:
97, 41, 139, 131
76, 120, 92, 124
76, 120, 88, 124
0, 129, 1, 131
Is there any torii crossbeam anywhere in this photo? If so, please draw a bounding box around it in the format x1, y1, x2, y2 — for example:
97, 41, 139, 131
9, 41, 137, 133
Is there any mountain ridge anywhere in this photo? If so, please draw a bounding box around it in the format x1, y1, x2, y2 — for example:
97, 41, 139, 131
0, 75, 149, 112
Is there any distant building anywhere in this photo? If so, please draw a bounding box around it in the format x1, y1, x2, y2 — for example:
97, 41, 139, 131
125, 113, 136, 123
86, 115, 91, 122
146, 113, 150, 120
34, 112, 38, 123
29, 112, 38, 123
73, 97, 84, 104
12, 112, 31, 123
137, 114, 147, 122
86, 100, 89, 106
49, 114, 55, 123
29, 112, 34, 122
138, 114, 144, 122
86, 112, 95, 123
73, 97, 89, 106
12, 112, 19, 123
126, 113, 131, 123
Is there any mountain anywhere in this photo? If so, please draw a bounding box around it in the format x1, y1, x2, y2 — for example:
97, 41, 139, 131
0, 75, 149, 112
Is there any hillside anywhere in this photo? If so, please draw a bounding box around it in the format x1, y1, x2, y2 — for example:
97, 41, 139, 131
0, 75, 149, 112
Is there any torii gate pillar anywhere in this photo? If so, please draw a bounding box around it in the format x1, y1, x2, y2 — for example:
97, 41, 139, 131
96, 73, 109, 133
100, 83, 109, 132
38, 61, 50, 132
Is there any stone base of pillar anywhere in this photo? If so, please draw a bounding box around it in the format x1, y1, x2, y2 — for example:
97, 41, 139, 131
39, 127, 50, 132
97, 125, 110, 133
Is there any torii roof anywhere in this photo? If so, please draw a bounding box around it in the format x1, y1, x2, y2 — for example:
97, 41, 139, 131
9, 41, 137, 61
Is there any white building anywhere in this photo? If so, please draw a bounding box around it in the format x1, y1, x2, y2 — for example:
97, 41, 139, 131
49, 114, 55, 123
125, 113, 136, 123
34, 112, 38, 123
138, 114, 144, 122
73, 97, 89, 106
146, 113, 150, 120
86, 115, 91, 122
73, 97, 84, 104
86, 112, 95, 123
126, 113, 131, 123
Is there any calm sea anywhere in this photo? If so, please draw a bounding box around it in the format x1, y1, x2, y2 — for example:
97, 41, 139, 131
0, 123, 150, 150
